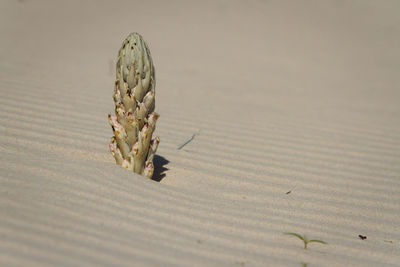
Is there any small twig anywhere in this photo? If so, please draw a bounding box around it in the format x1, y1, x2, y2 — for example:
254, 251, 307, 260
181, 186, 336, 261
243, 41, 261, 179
177, 131, 200, 150
285, 185, 297, 194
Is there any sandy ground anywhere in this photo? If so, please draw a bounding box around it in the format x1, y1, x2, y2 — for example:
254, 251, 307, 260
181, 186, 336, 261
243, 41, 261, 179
1, 0, 400, 266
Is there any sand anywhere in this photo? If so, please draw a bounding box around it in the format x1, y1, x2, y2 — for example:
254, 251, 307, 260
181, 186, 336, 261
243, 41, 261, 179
1, 0, 399, 266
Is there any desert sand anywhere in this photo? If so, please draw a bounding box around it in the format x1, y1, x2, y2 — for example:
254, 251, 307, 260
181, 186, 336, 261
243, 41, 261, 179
1, 0, 400, 266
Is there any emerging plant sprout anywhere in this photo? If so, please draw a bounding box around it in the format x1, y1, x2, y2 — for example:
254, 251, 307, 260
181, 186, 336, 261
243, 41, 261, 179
108, 33, 159, 178
284, 233, 327, 249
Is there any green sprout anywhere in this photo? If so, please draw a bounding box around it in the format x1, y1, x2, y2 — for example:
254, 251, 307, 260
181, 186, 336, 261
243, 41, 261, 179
284, 233, 327, 249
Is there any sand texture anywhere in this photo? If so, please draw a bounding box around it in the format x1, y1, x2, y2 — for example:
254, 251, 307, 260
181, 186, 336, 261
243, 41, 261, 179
1, 0, 400, 266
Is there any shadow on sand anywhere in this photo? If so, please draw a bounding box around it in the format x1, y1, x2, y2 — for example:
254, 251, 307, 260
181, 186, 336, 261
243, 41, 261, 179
151, 155, 169, 182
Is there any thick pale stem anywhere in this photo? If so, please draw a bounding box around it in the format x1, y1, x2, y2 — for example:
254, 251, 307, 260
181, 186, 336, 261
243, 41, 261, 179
109, 33, 158, 179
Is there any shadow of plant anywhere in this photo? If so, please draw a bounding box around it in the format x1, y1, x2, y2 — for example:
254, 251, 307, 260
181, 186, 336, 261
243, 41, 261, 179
152, 155, 169, 182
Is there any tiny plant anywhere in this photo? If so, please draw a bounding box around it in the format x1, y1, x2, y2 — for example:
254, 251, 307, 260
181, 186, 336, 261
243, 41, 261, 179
284, 233, 327, 249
